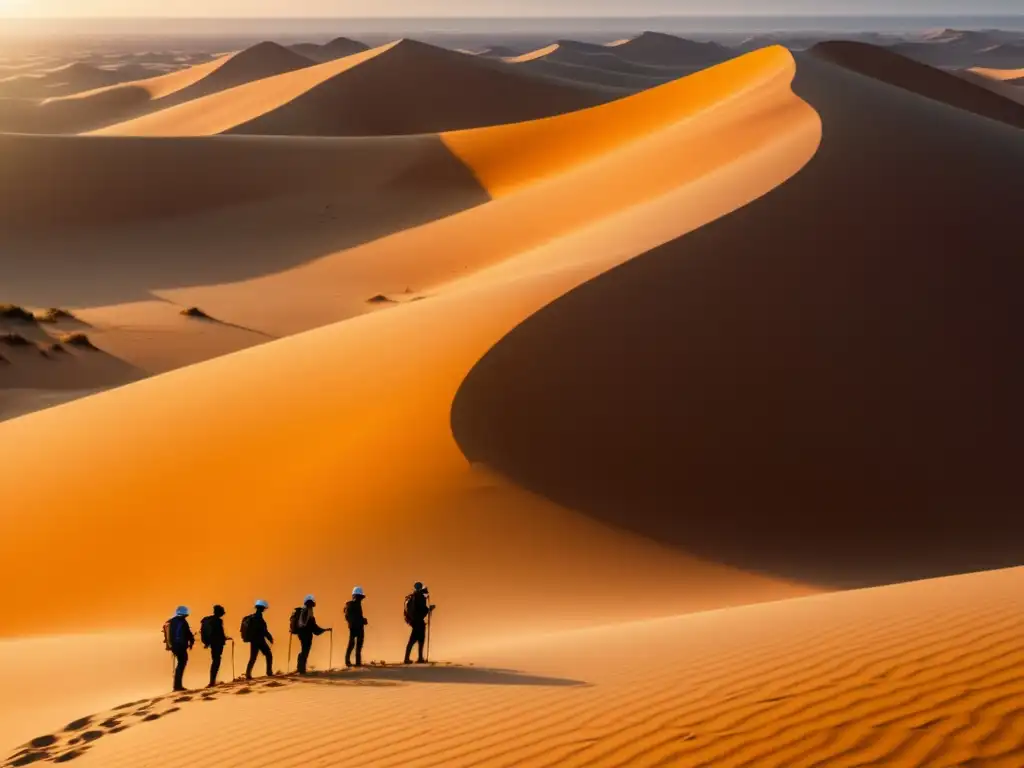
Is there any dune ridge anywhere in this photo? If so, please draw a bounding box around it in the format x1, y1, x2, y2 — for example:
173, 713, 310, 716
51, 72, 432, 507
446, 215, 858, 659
94, 40, 611, 138
27, 42, 315, 133
0, 47, 819, 747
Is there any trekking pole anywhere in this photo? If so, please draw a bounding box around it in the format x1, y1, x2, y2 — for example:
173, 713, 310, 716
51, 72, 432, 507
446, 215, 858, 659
426, 609, 432, 663
287, 634, 292, 674
231, 640, 235, 681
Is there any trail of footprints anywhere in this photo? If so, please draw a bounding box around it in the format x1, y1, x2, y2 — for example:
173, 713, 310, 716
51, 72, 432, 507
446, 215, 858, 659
4, 661, 435, 766
4, 677, 290, 766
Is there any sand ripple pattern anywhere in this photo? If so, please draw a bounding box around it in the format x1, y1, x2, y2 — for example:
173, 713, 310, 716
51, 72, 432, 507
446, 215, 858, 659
9, 567, 1022, 767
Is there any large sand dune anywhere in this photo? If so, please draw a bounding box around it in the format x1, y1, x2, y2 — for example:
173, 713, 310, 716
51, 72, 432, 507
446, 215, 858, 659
2, 26, 1023, 767
606, 31, 733, 67
0, 45, 820, 744
20, 42, 315, 133
812, 41, 1024, 129
95, 40, 611, 137
451, 48, 1024, 590
288, 37, 369, 62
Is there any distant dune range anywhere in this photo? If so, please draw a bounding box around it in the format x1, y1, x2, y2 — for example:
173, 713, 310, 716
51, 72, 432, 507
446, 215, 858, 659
286, 36, 369, 62
0, 42, 315, 133
2, 34, 1024, 762
93, 40, 611, 137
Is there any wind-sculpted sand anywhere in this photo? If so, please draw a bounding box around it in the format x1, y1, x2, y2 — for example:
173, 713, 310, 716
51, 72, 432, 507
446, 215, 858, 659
1, 29, 1022, 768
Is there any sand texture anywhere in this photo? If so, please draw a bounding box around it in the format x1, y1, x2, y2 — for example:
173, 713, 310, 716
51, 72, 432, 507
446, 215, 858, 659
1, 28, 1022, 767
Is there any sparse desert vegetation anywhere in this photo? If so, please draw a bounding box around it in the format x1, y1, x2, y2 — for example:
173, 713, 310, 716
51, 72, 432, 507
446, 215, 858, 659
0, 332, 33, 347
0, 304, 37, 323
180, 306, 213, 319
366, 294, 396, 304
59, 333, 97, 350
36, 308, 78, 324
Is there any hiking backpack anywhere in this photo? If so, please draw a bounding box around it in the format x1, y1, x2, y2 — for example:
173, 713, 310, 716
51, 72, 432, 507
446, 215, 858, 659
200, 616, 216, 648
289, 606, 304, 635
403, 594, 415, 626
240, 614, 254, 643
162, 619, 174, 651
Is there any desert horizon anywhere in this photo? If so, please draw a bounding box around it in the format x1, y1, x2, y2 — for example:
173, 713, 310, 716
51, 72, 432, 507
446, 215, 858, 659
1, 6, 1023, 767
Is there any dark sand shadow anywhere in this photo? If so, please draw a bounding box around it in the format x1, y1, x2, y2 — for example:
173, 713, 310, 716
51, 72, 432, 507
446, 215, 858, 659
2, 664, 584, 766
0, 132, 490, 308
451, 52, 1024, 589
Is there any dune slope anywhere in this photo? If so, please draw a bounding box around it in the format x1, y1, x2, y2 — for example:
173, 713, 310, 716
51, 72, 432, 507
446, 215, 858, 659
96, 40, 611, 138
451, 49, 1024, 589
7, 566, 1024, 767
0, 45, 819, 740
31, 42, 315, 133
811, 41, 1024, 129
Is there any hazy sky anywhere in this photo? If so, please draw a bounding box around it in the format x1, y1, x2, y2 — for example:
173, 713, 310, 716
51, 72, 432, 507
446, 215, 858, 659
0, 0, 1018, 16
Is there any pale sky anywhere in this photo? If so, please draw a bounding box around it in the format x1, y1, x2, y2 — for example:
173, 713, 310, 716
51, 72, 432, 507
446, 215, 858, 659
0, 0, 1017, 16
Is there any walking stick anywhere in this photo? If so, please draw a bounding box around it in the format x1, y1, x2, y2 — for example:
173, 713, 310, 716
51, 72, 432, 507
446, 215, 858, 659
231, 640, 235, 681
287, 634, 292, 674
426, 609, 432, 663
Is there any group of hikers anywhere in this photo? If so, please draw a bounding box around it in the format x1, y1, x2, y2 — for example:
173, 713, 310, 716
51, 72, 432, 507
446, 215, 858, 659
163, 582, 435, 692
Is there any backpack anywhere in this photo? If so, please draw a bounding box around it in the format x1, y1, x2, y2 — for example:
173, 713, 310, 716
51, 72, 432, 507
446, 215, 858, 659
403, 594, 415, 626
162, 619, 174, 651
289, 606, 303, 635
200, 616, 216, 648
240, 614, 254, 643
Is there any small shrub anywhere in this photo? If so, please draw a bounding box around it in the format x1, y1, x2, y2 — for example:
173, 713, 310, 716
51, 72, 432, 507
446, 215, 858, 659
36, 307, 77, 323
180, 306, 212, 319
366, 294, 395, 304
0, 332, 33, 347
0, 304, 37, 323
60, 332, 97, 350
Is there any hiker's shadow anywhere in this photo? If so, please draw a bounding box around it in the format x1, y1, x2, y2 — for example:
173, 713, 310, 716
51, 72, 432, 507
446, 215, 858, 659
303, 664, 589, 688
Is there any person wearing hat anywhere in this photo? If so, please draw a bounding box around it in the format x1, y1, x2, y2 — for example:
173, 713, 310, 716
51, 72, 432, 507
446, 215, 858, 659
403, 582, 434, 665
200, 605, 229, 688
168, 605, 195, 692
245, 599, 274, 680
344, 587, 368, 668
295, 595, 330, 675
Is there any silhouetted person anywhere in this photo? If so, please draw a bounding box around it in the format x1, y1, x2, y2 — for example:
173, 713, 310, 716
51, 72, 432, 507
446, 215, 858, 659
243, 599, 274, 679
293, 595, 330, 675
200, 604, 229, 687
166, 605, 194, 691
344, 586, 368, 667
403, 582, 434, 664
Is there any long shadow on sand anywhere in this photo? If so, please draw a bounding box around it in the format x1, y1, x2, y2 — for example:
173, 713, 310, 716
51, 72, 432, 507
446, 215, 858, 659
451, 50, 1024, 589
2, 664, 586, 766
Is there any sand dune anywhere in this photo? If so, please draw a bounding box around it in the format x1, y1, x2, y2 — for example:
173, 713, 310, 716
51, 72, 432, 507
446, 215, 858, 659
95, 40, 611, 137
0, 46, 818, 743
955, 68, 1024, 106
24, 42, 315, 133
891, 33, 1024, 68
970, 65, 1024, 83
0, 61, 145, 99
811, 41, 1024, 129
288, 37, 369, 62
5, 566, 1024, 766
503, 41, 685, 92
606, 31, 733, 67
452, 47, 1024, 590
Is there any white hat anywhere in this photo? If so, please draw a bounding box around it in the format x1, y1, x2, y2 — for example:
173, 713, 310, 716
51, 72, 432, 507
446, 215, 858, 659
304, 594, 315, 603
175, 606, 190, 617
352, 586, 365, 596
255, 599, 269, 608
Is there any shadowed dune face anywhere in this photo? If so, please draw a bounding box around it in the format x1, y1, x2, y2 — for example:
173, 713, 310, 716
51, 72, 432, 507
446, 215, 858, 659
0, 133, 489, 306
813, 41, 1024, 129
451, 51, 1024, 589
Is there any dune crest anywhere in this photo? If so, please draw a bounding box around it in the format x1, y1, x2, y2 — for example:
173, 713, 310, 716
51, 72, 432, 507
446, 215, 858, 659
93, 40, 611, 138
